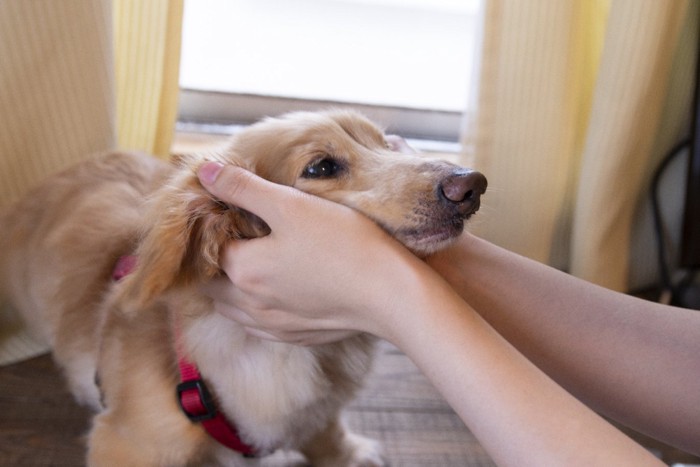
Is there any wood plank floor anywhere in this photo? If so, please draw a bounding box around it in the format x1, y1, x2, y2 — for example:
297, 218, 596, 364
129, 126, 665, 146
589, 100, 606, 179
1, 339, 699, 466
0, 343, 700, 467
0, 341, 494, 466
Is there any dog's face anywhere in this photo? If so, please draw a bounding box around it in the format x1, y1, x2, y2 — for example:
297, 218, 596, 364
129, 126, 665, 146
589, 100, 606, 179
229, 110, 487, 256
119, 110, 486, 309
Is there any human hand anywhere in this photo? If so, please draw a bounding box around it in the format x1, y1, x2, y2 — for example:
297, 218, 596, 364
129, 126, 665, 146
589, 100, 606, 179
385, 134, 416, 154
198, 162, 426, 345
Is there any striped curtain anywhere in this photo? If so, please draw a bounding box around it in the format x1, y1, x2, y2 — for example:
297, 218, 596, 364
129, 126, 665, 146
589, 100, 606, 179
0, 0, 116, 209
0, 0, 183, 364
465, 0, 696, 291
114, 0, 183, 157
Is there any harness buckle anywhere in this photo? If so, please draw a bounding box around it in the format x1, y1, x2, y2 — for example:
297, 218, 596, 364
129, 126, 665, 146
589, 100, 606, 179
177, 379, 217, 422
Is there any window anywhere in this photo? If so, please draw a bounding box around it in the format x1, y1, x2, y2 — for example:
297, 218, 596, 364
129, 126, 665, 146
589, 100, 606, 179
178, 0, 482, 148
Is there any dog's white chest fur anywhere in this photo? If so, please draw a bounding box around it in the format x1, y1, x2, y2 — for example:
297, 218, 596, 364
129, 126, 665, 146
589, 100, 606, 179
186, 313, 330, 451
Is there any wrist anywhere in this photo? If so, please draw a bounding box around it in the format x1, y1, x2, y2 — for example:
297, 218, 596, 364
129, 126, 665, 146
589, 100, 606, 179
427, 233, 478, 289
371, 254, 465, 347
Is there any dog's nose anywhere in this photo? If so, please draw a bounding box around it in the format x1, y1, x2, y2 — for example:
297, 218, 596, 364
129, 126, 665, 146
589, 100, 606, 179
439, 170, 487, 216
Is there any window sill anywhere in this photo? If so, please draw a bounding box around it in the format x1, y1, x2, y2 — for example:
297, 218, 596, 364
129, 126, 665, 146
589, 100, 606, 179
174, 119, 463, 163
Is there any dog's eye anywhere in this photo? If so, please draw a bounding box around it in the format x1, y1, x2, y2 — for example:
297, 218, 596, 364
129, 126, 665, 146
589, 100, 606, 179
301, 158, 344, 179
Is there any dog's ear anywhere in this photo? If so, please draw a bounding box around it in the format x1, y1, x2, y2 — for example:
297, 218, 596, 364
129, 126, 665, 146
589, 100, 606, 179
115, 156, 269, 313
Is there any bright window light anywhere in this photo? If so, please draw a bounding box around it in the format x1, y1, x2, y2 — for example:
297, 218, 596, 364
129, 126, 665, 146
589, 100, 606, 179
180, 0, 480, 112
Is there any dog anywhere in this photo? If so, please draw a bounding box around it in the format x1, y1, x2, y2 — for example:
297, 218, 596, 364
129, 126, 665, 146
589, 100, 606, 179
0, 110, 486, 466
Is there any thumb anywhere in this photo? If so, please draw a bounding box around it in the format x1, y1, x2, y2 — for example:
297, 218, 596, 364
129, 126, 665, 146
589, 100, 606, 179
198, 162, 289, 228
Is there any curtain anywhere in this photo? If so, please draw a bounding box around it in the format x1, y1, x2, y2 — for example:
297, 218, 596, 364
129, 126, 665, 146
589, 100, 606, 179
0, 0, 115, 209
465, 0, 696, 292
0, 0, 183, 365
114, 0, 183, 157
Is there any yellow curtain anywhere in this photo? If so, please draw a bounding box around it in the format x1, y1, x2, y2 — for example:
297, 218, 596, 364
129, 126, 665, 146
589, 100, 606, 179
466, 0, 695, 291
570, 0, 694, 290
0, 0, 183, 365
0, 0, 115, 209
113, 0, 184, 157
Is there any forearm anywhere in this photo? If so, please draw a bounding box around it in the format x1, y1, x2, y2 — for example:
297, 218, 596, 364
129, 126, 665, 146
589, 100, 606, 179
429, 233, 700, 454
381, 264, 660, 466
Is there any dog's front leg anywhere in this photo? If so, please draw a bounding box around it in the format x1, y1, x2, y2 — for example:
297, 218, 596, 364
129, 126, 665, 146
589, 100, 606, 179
88, 413, 155, 467
86, 381, 212, 467
86, 306, 211, 466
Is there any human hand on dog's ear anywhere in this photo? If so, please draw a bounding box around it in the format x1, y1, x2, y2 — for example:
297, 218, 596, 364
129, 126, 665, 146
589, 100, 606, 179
197, 162, 435, 346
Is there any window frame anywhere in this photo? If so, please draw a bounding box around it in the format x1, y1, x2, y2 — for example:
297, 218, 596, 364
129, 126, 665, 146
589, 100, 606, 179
177, 89, 465, 151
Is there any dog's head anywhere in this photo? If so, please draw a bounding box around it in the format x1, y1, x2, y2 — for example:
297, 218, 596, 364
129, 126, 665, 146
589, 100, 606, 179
235, 110, 487, 254
118, 110, 486, 310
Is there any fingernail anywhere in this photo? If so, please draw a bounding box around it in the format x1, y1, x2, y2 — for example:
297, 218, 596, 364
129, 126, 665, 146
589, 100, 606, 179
199, 161, 224, 185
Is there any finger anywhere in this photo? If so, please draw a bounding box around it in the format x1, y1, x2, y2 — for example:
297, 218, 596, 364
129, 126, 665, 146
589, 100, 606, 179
219, 306, 261, 328
294, 329, 362, 346
197, 162, 296, 229
200, 279, 272, 325
199, 276, 238, 304
242, 327, 335, 346
385, 134, 417, 154
242, 327, 287, 343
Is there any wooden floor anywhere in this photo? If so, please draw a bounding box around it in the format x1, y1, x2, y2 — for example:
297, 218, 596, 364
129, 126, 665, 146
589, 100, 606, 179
0, 341, 494, 466
1, 341, 699, 466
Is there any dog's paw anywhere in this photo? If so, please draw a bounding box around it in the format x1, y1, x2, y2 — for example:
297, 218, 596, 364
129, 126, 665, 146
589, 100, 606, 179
325, 433, 386, 467
346, 433, 386, 466
303, 423, 386, 467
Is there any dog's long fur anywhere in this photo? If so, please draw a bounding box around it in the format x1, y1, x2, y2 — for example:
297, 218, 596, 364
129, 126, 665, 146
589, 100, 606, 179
0, 110, 486, 466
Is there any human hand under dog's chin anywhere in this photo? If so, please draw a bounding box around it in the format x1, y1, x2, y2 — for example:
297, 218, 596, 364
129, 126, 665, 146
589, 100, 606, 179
201, 276, 362, 346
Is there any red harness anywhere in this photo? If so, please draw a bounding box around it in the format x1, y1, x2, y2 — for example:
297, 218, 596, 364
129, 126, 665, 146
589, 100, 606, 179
112, 255, 257, 457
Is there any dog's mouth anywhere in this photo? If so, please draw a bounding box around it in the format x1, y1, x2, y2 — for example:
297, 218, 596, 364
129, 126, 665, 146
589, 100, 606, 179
393, 214, 469, 256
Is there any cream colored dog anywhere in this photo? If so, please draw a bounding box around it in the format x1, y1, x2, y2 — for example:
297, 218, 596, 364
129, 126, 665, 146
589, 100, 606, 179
0, 110, 486, 466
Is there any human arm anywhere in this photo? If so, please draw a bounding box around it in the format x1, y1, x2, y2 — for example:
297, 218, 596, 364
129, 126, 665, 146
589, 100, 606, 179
427, 234, 700, 455
197, 162, 662, 466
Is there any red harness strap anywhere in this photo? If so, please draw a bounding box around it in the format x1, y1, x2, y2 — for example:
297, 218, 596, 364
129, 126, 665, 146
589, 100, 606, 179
112, 255, 258, 457
173, 324, 258, 457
